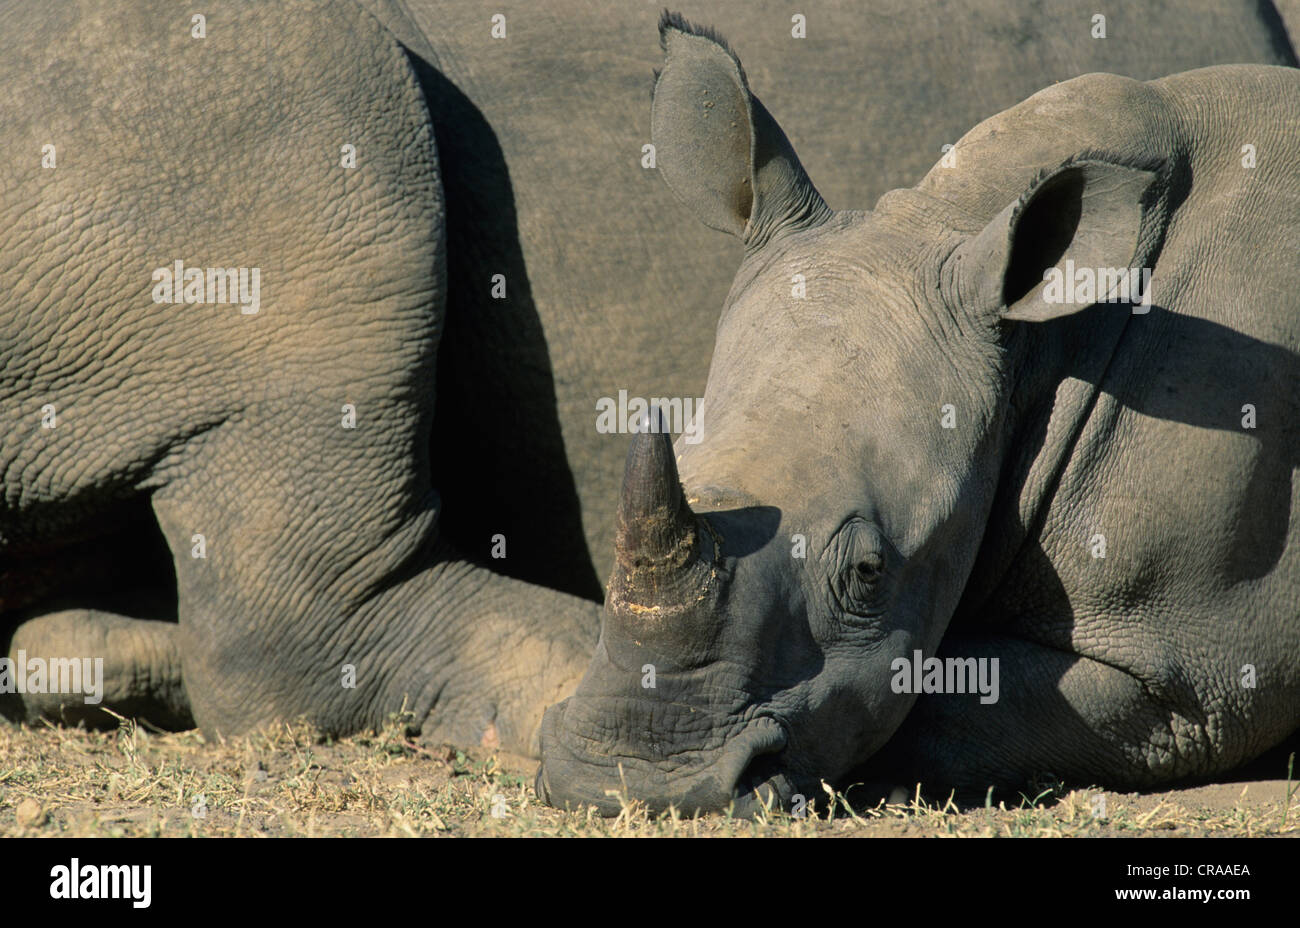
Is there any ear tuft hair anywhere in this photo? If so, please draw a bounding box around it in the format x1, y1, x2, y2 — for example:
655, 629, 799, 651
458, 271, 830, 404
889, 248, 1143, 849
653, 13, 742, 102
658, 10, 737, 58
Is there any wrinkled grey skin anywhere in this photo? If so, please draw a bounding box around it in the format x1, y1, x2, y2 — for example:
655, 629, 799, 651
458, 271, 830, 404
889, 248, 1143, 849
0, 0, 594, 751
1, 1, 1295, 759
538, 21, 1300, 815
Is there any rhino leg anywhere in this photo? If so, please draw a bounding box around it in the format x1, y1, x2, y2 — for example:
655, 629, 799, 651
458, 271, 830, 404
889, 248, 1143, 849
858, 633, 1289, 800
1, 611, 191, 730
407, 576, 595, 756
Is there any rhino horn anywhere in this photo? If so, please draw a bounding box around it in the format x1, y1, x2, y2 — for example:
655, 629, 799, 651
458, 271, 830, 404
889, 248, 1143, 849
613, 414, 698, 580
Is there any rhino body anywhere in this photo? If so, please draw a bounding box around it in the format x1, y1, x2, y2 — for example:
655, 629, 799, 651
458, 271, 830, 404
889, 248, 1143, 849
1, 1, 1295, 758
538, 19, 1300, 814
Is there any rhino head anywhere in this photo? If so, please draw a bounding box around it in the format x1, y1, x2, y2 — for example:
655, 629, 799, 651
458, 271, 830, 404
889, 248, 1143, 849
537, 17, 1166, 815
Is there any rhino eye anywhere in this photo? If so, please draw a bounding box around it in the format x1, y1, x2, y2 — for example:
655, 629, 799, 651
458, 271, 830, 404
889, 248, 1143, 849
830, 520, 889, 619
843, 555, 884, 611
854, 553, 884, 581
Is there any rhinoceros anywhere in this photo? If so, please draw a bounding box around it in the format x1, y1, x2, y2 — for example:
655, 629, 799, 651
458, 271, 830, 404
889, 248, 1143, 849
2, 0, 1295, 759
536, 18, 1300, 814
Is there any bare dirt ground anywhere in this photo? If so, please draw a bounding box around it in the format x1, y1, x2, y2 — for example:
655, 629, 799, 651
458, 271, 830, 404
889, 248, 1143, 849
2, 716, 1296, 837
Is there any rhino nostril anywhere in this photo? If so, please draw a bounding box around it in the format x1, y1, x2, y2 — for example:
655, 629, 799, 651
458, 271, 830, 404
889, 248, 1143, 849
730, 716, 787, 805
733, 750, 785, 803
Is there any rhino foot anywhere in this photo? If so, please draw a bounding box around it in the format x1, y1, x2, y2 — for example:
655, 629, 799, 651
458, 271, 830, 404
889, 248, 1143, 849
1, 610, 192, 730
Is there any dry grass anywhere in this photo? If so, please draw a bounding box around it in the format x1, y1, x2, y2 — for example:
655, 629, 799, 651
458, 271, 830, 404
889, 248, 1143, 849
2, 715, 1296, 837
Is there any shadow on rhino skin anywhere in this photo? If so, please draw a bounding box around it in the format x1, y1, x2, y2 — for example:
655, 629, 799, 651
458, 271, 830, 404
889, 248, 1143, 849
0, 497, 178, 625
405, 53, 602, 602
1058, 302, 1298, 579
845, 300, 1298, 803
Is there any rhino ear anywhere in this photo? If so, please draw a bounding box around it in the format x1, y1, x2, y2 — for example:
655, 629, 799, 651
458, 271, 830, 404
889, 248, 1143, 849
952, 158, 1164, 324
651, 13, 831, 247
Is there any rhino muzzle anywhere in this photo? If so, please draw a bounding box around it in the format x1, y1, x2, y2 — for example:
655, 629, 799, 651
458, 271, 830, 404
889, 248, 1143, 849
536, 699, 789, 816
